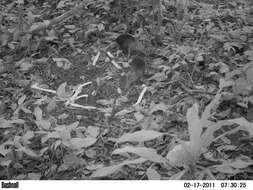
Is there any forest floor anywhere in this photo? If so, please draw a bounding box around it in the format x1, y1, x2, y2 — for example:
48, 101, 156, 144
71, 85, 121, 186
0, 0, 253, 180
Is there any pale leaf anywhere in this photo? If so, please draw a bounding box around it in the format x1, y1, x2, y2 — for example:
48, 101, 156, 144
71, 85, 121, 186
70, 137, 97, 149
56, 82, 71, 98
19, 147, 39, 157
219, 78, 234, 89
200, 120, 231, 148
213, 165, 240, 174
0, 144, 11, 156
169, 168, 188, 180
149, 103, 168, 113
166, 142, 191, 167
27, 173, 41, 180
113, 147, 166, 163
36, 120, 51, 130
90, 158, 146, 178
34, 107, 43, 120
0, 159, 12, 167
228, 160, 252, 169
86, 126, 100, 138
9, 119, 25, 124
117, 130, 163, 143
187, 103, 201, 141
228, 117, 253, 135
186, 103, 202, 155
22, 131, 34, 140
0, 118, 25, 129
18, 95, 26, 105
202, 93, 221, 121
134, 112, 144, 122
90, 164, 122, 178
115, 108, 134, 117
146, 168, 161, 180
66, 121, 79, 131
0, 119, 13, 128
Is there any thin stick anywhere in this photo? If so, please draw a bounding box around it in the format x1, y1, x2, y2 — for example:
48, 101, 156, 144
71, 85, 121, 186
133, 85, 148, 106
